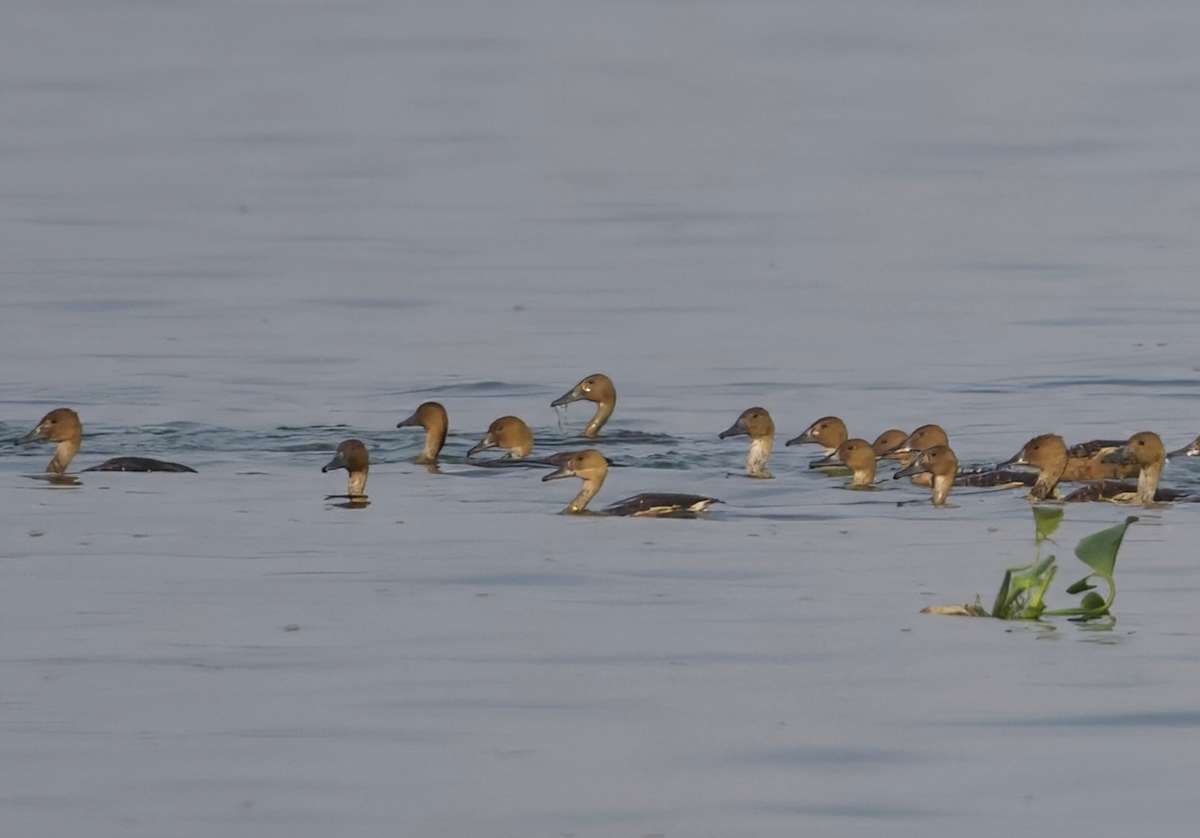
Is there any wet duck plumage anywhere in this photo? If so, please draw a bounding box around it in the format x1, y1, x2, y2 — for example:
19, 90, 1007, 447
551, 374, 617, 438
719, 407, 775, 478
541, 449, 719, 516
396, 401, 448, 464
14, 408, 196, 473
322, 438, 370, 497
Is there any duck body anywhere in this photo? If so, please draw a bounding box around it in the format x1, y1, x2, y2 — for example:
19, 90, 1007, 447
541, 449, 718, 517
14, 408, 196, 474
894, 444, 959, 506
396, 402, 448, 464
719, 407, 775, 478
1061, 438, 1140, 481
467, 416, 534, 461
812, 438, 876, 487
322, 439, 370, 496
551, 374, 617, 438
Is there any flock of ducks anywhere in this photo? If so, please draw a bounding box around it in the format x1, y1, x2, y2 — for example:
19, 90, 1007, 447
13, 373, 1200, 516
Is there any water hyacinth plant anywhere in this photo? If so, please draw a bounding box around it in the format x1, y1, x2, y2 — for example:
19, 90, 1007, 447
924, 507, 1137, 621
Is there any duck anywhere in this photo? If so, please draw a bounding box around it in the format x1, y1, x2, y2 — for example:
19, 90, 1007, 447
879, 424, 948, 461
541, 449, 719, 516
1062, 431, 1173, 505
322, 439, 369, 497
718, 407, 775, 478
1167, 434, 1200, 459
998, 433, 1070, 500
877, 424, 948, 486
785, 415, 848, 454
551, 374, 617, 438
396, 401, 448, 464
1061, 438, 1140, 481
14, 408, 196, 473
467, 416, 534, 460
893, 444, 959, 507
811, 438, 876, 487
871, 429, 909, 459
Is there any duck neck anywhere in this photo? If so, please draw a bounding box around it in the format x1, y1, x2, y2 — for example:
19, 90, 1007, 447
583, 401, 614, 438
348, 470, 368, 497
850, 461, 877, 487
1030, 456, 1066, 501
1137, 460, 1162, 505
48, 438, 81, 473
567, 476, 604, 513
931, 473, 953, 506
418, 426, 446, 464
747, 438, 773, 476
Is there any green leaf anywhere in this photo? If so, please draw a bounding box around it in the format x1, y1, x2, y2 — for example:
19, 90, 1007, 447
1065, 576, 1096, 595
1033, 506, 1064, 542
1074, 516, 1138, 580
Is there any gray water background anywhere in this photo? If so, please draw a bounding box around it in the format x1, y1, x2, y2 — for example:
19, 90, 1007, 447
4, 1, 1200, 835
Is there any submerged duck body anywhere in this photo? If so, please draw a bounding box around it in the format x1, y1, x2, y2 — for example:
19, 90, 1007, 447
467, 415, 534, 461
719, 407, 775, 478
541, 449, 719, 516
322, 438, 370, 497
1166, 434, 1200, 460
812, 438, 876, 487
396, 401, 448, 464
894, 444, 959, 507
551, 374, 617, 438
14, 408, 197, 474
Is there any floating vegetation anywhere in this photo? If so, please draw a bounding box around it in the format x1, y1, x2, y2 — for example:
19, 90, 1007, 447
924, 507, 1137, 622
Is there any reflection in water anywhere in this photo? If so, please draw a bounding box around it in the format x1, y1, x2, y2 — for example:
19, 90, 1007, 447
24, 473, 82, 488
325, 494, 370, 509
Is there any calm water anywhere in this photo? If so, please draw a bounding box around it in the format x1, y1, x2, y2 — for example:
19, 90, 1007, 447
4, 1, 1200, 835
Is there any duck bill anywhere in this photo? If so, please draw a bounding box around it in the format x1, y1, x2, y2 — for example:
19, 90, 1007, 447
396, 410, 422, 429
467, 436, 497, 457
1167, 444, 1200, 459
541, 463, 576, 481
15, 426, 45, 446
893, 456, 926, 479
998, 449, 1026, 467
550, 386, 583, 407
718, 419, 748, 440
810, 450, 843, 469
1100, 445, 1134, 465
322, 452, 348, 473
784, 431, 817, 447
